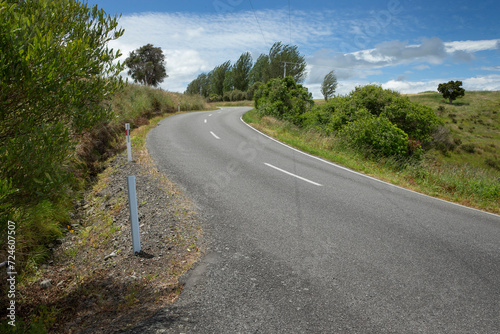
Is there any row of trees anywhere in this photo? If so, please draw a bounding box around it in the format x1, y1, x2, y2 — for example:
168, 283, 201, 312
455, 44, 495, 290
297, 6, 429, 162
185, 42, 307, 101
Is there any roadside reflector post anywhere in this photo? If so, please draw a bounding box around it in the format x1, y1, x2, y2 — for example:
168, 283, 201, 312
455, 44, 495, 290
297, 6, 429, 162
127, 176, 141, 254
178, 102, 180, 112
125, 123, 132, 162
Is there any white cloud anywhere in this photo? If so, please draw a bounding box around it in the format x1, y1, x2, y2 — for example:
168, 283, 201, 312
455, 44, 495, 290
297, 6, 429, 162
414, 64, 430, 70
463, 74, 500, 91
308, 37, 483, 76
307, 37, 449, 83
381, 79, 440, 94
444, 39, 500, 53
481, 66, 500, 71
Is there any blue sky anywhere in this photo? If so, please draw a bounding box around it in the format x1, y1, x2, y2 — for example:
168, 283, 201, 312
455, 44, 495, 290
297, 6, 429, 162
88, 0, 500, 97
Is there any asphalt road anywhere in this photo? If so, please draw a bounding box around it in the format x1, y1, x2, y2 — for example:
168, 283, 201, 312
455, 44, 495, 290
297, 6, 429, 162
137, 107, 500, 333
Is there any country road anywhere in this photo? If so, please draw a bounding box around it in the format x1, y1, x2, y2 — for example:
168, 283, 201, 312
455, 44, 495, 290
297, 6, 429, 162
135, 106, 500, 333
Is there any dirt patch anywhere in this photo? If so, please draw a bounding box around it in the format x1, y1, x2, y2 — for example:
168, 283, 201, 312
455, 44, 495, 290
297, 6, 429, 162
15, 147, 204, 333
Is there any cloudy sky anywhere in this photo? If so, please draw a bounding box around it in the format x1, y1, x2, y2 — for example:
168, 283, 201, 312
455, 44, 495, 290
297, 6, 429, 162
88, 0, 500, 98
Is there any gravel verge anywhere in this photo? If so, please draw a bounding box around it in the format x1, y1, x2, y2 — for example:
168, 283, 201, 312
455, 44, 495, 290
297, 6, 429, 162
16, 144, 204, 333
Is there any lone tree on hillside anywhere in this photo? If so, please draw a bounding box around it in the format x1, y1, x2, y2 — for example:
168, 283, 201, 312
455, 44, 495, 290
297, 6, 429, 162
321, 70, 338, 101
125, 44, 167, 87
437, 80, 465, 104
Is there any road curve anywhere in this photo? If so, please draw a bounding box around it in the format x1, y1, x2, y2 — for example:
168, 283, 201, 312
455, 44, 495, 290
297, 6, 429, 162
136, 107, 500, 333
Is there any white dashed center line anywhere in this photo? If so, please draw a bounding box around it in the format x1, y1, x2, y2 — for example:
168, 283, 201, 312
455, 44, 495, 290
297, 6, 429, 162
210, 131, 220, 140
264, 163, 322, 186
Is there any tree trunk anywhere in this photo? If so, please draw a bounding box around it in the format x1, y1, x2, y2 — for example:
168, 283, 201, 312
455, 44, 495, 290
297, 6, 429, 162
449, 98, 453, 104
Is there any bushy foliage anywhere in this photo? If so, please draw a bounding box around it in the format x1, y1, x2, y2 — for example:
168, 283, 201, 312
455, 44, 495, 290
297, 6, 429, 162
339, 115, 409, 157
381, 97, 443, 146
0, 0, 124, 208
223, 91, 232, 101
351, 84, 400, 115
300, 84, 443, 158
254, 77, 313, 125
222, 89, 246, 101
209, 94, 222, 102
302, 98, 364, 134
246, 81, 263, 101
230, 89, 247, 101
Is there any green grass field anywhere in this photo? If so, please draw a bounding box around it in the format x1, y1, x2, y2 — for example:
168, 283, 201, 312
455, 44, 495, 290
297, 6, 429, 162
407, 91, 500, 170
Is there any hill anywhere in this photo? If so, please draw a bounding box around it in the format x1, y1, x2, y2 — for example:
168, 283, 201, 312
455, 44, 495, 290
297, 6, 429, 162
407, 91, 500, 171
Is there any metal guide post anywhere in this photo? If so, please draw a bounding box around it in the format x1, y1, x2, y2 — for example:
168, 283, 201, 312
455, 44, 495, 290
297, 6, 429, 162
127, 176, 141, 254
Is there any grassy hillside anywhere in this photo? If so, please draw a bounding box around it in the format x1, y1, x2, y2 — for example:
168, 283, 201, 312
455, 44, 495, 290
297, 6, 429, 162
245, 90, 500, 214
407, 91, 500, 171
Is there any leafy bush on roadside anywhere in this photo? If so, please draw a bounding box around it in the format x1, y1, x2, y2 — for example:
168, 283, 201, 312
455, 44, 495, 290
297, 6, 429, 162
300, 85, 444, 158
351, 84, 400, 115
339, 115, 409, 157
254, 77, 313, 125
381, 97, 443, 146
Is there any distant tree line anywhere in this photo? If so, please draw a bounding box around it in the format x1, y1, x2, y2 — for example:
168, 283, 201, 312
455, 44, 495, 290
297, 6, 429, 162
185, 42, 307, 101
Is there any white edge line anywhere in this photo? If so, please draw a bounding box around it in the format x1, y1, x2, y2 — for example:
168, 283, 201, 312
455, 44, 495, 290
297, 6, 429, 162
210, 131, 220, 140
265, 163, 322, 186
240, 116, 500, 218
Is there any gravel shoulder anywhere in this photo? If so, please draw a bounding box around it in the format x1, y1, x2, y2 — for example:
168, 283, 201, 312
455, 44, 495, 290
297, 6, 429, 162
16, 138, 205, 333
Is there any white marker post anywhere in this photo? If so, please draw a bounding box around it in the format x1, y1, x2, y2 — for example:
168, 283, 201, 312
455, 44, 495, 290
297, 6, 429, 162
178, 102, 180, 113
125, 123, 132, 162
127, 176, 141, 254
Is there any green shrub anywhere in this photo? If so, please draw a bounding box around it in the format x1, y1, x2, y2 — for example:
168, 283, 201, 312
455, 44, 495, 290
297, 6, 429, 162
302, 96, 358, 132
246, 81, 263, 101
254, 77, 313, 125
431, 125, 456, 153
230, 89, 247, 101
350, 84, 400, 115
328, 105, 372, 132
339, 116, 409, 157
306, 84, 443, 158
209, 94, 222, 102
461, 143, 476, 153
381, 96, 444, 145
